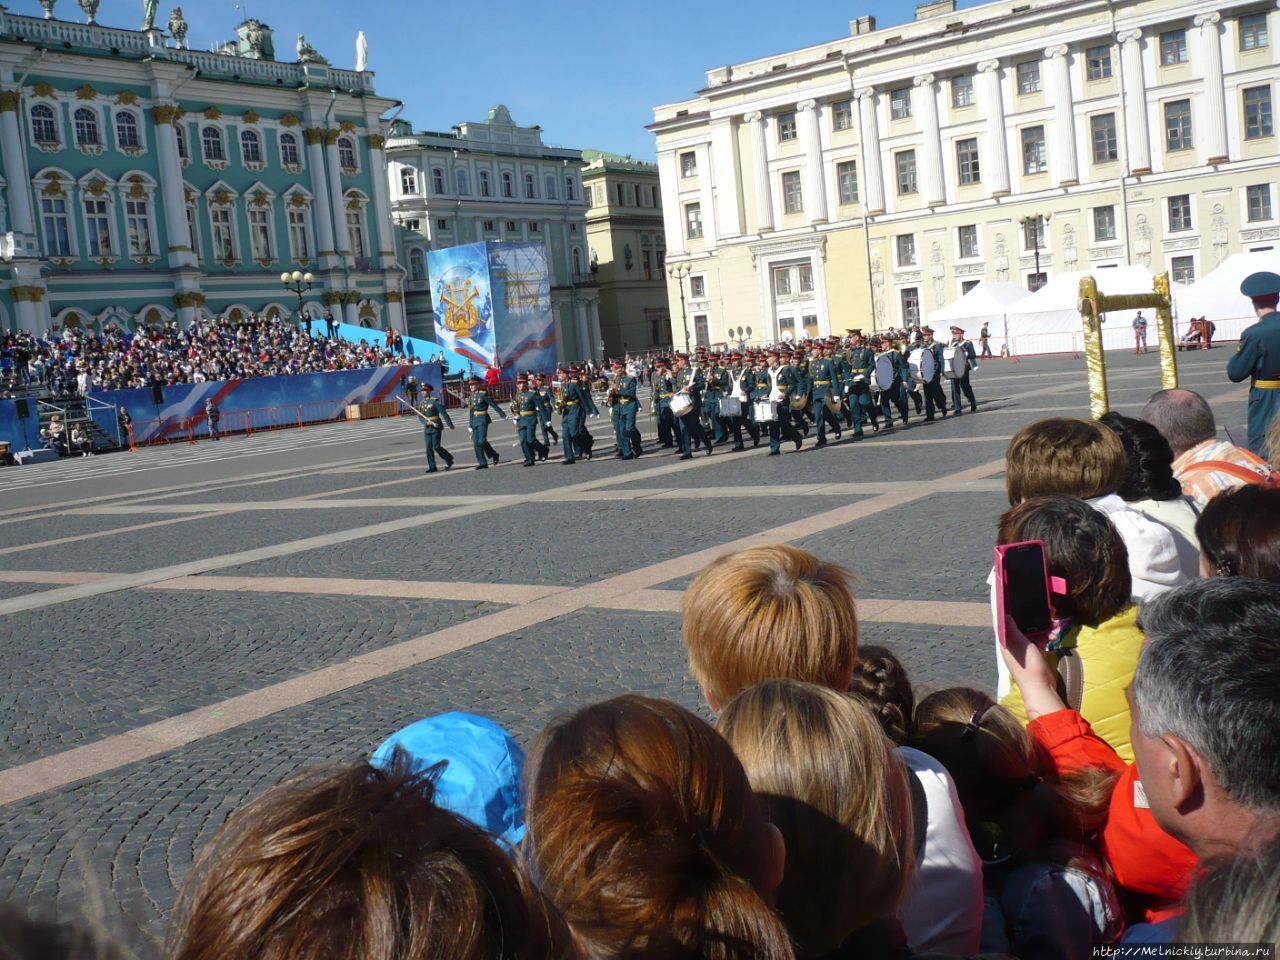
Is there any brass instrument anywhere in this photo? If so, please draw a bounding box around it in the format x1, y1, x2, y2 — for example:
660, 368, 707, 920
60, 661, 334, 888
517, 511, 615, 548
553, 380, 567, 415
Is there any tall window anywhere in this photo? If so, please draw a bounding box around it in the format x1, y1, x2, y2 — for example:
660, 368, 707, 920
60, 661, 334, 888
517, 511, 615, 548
900, 288, 920, 325
115, 111, 140, 149
777, 112, 798, 141
288, 206, 311, 259
126, 198, 153, 256
41, 196, 72, 256
240, 129, 262, 164
544, 173, 557, 199
616, 182, 627, 205
642, 249, 653, 279
1168, 194, 1193, 231
565, 176, 577, 201
185, 203, 200, 257
890, 87, 912, 120
479, 169, 492, 196
408, 248, 426, 282
175, 124, 189, 161
951, 74, 974, 107
432, 167, 446, 193
895, 234, 917, 267
1165, 99, 1193, 150
680, 151, 697, 177
455, 168, 470, 196
337, 136, 357, 172
896, 150, 917, 195
781, 170, 803, 214
1247, 184, 1274, 222
85, 197, 112, 256
956, 137, 981, 184
31, 104, 58, 144
685, 202, 703, 240
832, 99, 853, 130
1244, 86, 1273, 138
958, 224, 979, 259
773, 266, 792, 296
836, 160, 858, 204
1091, 113, 1118, 161
1021, 126, 1047, 174
400, 167, 417, 195
202, 126, 225, 162
1170, 256, 1195, 284
524, 172, 536, 198
280, 132, 300, 166
1093, 205, 1117, 241
1240, 12, 1269, 50
1160, 28, 1188, 64
346, 206, 366, 258
74, 107, 101, 146
210, 207, 235, 259
501, 171, 514, 197
247, 207, 271, 260
1086, 45, 1113, 80
1016, 60, 1041, 94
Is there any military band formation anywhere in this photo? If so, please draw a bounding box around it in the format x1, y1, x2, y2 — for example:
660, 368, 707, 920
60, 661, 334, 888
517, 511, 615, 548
406, 325, 982, 472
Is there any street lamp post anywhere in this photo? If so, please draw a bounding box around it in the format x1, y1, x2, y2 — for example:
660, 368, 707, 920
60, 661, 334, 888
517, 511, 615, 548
1018, 215, 1050, 291
667, 263, 691, 351
281, 270, 315, 330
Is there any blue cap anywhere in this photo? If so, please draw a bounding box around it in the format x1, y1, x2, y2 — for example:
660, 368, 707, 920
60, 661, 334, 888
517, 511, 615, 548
1240, 271, 1280, 298
371, 712, 526, 850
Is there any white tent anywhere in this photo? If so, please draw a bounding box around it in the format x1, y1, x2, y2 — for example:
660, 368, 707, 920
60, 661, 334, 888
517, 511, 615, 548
1175, 251, 1278, 343
1003, 265, 1188, 355
927, 281, 1028, 355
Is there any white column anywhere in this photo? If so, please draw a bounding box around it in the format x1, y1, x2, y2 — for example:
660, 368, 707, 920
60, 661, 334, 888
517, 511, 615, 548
343, 296, 359, 326
385, 294, 406, 332
745, 111, 774, 231
656, 150, 685, 255
1195, 13, 1229, 163
150, 106, 198, 269
574, 299, 590, 361
587, 297, 603, 362
324, 131, 352, 257
709, 116, 743, 237
976, 61, 1011, 196
796, 99, 828, 223
854, 89, 885, 213
1044, 46, 1080, 185
1117, 30, 1152, 174
551, 297, 568, 363
695, 141, 718, 246
305, 128, 337, 263
0, 92, 36, 238
366, 135, 397, 268
913, 75, 944, 206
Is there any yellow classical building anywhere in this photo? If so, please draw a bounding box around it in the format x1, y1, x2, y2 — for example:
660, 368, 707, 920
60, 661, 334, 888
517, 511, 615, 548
649, 0, 1279, 347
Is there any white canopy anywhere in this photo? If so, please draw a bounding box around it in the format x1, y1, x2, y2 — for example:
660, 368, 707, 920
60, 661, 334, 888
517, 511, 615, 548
1175, 251, 1278, 342
928, 281, 1028, 327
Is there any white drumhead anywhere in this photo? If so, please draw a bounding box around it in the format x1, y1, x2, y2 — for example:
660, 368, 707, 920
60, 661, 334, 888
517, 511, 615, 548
670, 394, 693, 417
942, 346, 968, 379
920, 348, 937, 381
874, 354, 896, 391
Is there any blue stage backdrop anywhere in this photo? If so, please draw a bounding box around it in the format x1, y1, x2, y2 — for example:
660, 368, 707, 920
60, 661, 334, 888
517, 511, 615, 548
0, 398, 40, 451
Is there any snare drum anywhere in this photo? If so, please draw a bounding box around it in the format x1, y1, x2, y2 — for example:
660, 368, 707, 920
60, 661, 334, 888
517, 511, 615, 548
942, 346, 969, 380
753, 399, 779, 423
670, 393, 694, 417
719, 396, 742, 417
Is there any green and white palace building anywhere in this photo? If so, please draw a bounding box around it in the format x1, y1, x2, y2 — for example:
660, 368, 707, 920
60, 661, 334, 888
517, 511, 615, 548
0, 6, 402, 334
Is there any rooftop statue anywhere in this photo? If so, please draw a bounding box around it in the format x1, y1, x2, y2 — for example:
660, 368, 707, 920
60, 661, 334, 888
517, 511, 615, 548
296, 34, 328, 64
142, 0, 158, 31
77, 0, 99, 24
168, 7, 188, 48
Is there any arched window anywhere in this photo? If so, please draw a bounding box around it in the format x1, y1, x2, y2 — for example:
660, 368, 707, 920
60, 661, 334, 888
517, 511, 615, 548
524, 172, 537, 199
115, 111, 141, 149
74, 108, 100, 146
337, 136, 357, 171
202, 126, 225, 162
409, 248, 426, 282
432, 167, 445, 194
565, 176, 577, 201
501, 171, 514, 198
30, 104, 58, 144
279, 132, 300, 167
544, 173, 557, 199
175, 124, 189, 160
240, 129, 262, 164
478, 169, 492, 197
455, 167, 470, 196
572, 247, 583, 276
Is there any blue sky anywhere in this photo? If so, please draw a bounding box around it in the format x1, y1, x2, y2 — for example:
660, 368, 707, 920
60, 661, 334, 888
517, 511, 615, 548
16, 0, 976, 160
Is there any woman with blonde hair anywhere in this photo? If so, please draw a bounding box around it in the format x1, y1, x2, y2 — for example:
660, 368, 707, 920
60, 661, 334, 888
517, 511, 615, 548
718, 680, 913, 959
912, 688, 1122, 960
525, 694, 792, 960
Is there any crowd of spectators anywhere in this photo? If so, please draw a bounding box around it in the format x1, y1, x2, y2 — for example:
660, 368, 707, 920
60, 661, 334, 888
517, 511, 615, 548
5, 387, 1280, 960
0, 313, 419, 395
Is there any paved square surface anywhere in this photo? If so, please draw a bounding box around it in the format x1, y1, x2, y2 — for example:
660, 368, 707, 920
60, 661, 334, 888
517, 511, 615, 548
0, 348, 1247, 956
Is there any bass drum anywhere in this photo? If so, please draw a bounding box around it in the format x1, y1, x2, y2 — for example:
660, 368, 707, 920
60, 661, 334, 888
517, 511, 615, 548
874, 353, 897, 392
907, 349, 936, 384
942, 346, 969, 380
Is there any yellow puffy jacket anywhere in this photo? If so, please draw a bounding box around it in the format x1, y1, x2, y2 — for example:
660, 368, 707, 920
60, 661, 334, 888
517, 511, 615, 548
1001, 605, 1143, 763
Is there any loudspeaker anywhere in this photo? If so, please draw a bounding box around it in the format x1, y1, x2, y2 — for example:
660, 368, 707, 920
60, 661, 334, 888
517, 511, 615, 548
14, 398, 29, 418
151, 384, 165, 405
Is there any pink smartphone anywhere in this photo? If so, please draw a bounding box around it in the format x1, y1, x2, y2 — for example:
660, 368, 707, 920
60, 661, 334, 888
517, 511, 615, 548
993, 540, 1054, 646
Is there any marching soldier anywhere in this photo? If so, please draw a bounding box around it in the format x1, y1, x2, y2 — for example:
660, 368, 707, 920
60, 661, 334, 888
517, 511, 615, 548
417, 382, 454, 473
790, 347, 814, 435
871, 336, 911, 428
845, 330, 880, 437
703, 351, 729, 444
1227, 270, 1280, 456
608, 359, 642, 460
672, 353, 713, 460
534, 373, 559, 447
512, 374, 548, 466
651, 357, 677, 449
722, 351, 758, 451
759, 347, 804, 456
809, 342, 841, 447
919, 326, 949, 422
466, 375, 506, 469
576, 366, 599, 460
947, 326, 979, 416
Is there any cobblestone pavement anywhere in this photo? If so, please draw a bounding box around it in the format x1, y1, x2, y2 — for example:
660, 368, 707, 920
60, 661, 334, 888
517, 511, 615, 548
0, 348, 1246, 956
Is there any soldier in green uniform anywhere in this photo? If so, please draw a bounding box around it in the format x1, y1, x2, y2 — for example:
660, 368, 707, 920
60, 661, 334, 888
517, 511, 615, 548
702, 351, 729, 444
554, 366, 587, 464
833, 337, 855, 429
845, 330, 880, 437
608, 359, 642, 459
1227, 270, 1280, 456
416, 382, 454, 473
466, 376, 506, 469
512, 374, 548, 466
947, 325, 979, 416
721, 351, 757, 450
651, 357, 677, 450
761, 347, 804, 455
575, 366, 599, 460
673, 353, 713, 460
871, 336, 911, 428
789, 347, 813, 436
920, 326, 949, 422
534, 373, 559, 447
809, 342, 841, 447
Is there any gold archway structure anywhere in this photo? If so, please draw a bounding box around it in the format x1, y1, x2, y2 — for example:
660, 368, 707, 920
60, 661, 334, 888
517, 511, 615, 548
1078, 272, 1178, 419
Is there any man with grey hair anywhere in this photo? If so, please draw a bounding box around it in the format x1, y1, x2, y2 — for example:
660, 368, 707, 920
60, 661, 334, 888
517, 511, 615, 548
1140, 388, 1274, 508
